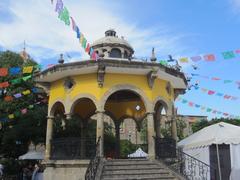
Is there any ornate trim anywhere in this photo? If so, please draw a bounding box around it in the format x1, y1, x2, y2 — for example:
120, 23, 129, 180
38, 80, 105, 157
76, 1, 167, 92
147, 69, 158, 89
97, 62, 106, 88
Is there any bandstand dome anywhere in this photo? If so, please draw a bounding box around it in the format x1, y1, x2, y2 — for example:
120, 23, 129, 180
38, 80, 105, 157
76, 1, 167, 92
91, 29, 134, 59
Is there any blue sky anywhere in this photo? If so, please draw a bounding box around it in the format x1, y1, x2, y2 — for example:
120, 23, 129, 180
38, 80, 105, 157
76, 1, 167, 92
0, 0, 240, 119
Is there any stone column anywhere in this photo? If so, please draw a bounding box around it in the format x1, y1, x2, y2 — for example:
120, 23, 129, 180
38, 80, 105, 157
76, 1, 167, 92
171, 115, 177, 141
65, 113, 72, 120
155, 109, 161, 138
96, 111, 104, 157
114, 121, 121, 158
45, 116, 54, 160
170, 105, 177, 140
147, 112, 155, 159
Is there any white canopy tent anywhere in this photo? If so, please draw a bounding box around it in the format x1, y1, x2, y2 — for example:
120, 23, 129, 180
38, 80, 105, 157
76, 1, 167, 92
128, 148, 148, 158
178, 122, 240, 180
19, 151, 44, 160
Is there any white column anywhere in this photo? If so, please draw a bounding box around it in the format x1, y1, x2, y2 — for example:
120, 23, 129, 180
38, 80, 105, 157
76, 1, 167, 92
147, 112, 156, 159
96, 111, 104, 157
45, 116, 54, 160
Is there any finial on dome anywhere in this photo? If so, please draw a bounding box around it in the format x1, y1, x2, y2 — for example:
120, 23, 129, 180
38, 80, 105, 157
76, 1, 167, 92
20, 41, 30, 61
105, 29, 116, 37
150, 47, 157, 62
58, 54, 64, 64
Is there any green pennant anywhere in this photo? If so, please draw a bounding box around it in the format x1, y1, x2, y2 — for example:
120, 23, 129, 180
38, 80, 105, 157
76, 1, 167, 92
11, 78, 22, 85
14, 111, 21, 117
22, 75, 32, 81
58, 7, 70, 26
28, 105, 34, 109
222, 51, 235, 59
224, 80, 233, 84
160, 60, 168, 66
206, 108, 212, 112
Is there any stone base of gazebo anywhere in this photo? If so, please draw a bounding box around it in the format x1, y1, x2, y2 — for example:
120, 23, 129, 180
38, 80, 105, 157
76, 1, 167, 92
43, 160, 89, 180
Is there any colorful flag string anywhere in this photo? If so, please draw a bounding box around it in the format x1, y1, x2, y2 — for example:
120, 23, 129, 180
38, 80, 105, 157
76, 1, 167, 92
176, 97, 240, 119
188, 85, 240, 101
0, 87, 40, 102
0, 99, 48, 122
53, 0, 98, 60
177, 49, 240, 64
0, 75, 33, 89
186, 73, 240, 88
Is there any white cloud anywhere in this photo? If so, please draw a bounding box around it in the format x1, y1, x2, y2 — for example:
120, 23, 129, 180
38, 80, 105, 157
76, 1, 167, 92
229, 0, 240, 13
0, 0, 192, 63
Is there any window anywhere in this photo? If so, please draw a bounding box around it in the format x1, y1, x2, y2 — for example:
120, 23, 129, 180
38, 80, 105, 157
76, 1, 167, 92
110, 48, 121, 58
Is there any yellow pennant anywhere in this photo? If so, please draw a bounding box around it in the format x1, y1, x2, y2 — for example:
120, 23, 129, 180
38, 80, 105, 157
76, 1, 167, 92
179, 57, 189, 63
22, 90, 31, 95
8, 114, 14, 119
23, 66, 33, 74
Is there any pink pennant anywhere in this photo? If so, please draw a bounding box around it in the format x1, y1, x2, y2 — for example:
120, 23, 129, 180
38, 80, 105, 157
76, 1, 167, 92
188, 102, 194, 107
208, 90, 215, 95
21, 108, 27, 114
224, 95, 231, 99
212, 110, 217, 114
235, 49, 240, 54
211, 77, 221, 81
70, 17, 77, 31
204, 54, 215, 61
223, 113, 229, 116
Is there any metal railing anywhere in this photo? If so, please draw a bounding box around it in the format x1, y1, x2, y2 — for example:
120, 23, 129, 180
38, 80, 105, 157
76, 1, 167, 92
51, 137, 96, 160
154, 137, 217, 180
85, 137, 101, 180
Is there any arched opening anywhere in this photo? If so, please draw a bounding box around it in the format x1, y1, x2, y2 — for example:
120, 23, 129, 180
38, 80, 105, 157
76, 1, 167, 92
109, 48, 122, 58
104, 90, 147, 158
154, 100, 169, 138
50, 98, 97, 160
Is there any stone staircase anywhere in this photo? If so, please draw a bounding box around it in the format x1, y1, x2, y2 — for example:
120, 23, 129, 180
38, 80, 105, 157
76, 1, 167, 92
100, 159, 183, 180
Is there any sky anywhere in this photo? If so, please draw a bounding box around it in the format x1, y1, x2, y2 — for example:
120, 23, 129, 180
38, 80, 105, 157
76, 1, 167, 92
0, 0, 240, 120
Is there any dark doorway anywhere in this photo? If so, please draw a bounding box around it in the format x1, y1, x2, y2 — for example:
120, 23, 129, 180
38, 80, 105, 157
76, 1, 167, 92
210, 144, 231, 180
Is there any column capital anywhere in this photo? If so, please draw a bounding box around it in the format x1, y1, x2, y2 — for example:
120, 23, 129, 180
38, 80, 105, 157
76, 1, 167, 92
146, 112, 154, 115
47, 116, 54, 119
65, 113, 72, 120
95, 110, 105, 114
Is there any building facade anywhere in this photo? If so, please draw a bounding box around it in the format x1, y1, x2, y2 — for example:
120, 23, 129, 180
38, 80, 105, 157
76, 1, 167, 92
35, 29, 187, 180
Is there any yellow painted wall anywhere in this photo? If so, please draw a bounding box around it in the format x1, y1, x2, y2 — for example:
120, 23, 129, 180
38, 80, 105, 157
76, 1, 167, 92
49, 73, 174, 110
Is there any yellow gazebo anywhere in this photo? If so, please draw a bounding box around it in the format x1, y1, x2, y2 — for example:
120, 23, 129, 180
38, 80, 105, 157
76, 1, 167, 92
35, 29, 187, 179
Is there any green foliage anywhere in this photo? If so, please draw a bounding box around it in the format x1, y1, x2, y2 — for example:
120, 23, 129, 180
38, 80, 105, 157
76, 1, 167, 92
176, 118, 187, 140
192, 118, 240, 133
120, 139, 137, 158
0, 51, 47, 159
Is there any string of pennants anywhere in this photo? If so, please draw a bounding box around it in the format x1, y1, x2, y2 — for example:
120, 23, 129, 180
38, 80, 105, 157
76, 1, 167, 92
178, 49, 240, 63
188, 84, 239, 101
186, 73, 240, 89
176, 97, 240, 119
53, 0, 98, 60
0, 87, 39, 102
0, 99, 48, 122
0, 75, 32, 88
0, 65, 39, 77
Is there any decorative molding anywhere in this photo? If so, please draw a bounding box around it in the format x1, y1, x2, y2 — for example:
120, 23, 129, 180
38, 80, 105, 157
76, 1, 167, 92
174, 89, 186, 99
64, 77, 75, 92
166, 82, 172, 96
97, 62, 106, 88
147, 69, 158, 89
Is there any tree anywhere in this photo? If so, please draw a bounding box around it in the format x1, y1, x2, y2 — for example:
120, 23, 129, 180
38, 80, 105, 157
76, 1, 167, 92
0, 50, 47, 158
192, 118, 240, 133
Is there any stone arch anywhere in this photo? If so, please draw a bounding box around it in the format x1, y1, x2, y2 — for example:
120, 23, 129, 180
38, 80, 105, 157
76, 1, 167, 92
100, 84, 152, 113
69, 93, 99, 114
153, 96, 173, 138
153, 96, 173, 115
49, 100, 65, 117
